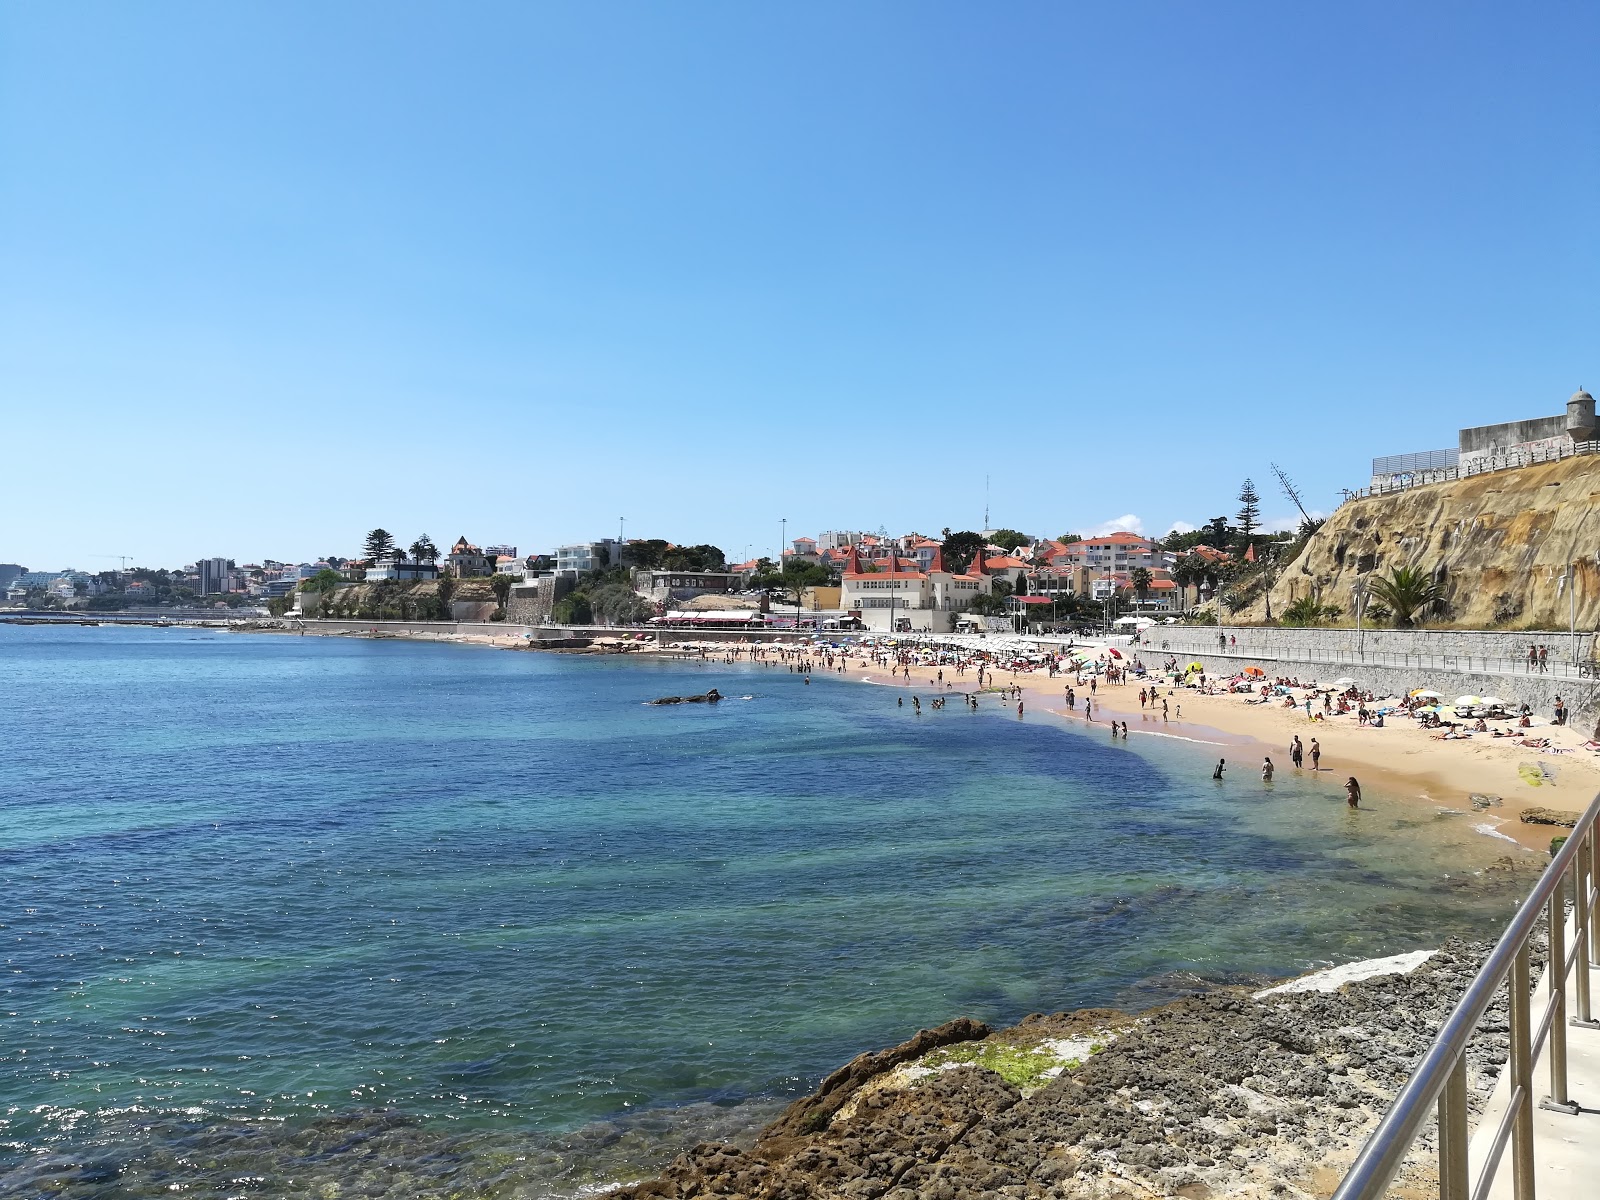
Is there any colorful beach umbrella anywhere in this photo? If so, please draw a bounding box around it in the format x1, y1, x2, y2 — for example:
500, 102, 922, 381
1243, 666, 1265, 676
1412, 689, 1443, 699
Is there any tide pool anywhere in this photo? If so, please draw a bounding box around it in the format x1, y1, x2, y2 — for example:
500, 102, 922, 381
0, 626, 1528, 1197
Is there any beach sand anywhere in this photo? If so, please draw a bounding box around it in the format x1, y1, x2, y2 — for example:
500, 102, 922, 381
285, 623, 1591, 852
832, 647, 1592, 854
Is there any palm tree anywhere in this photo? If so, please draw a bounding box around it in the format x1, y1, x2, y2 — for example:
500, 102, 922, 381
410, 534, 439, 564
1169, 556, 1198, 609
1368, 566, 1441, 627
1130, 567, 1153, 609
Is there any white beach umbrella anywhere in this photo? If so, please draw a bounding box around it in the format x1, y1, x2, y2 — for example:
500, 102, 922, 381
1334, 677, 1357, 687
1479, 696, 1507, 708
1454, 695, 1483, 707
1411, 689, 1443, 699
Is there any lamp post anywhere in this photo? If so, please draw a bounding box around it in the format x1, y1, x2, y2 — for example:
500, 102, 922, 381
1351, 575, 1369, 659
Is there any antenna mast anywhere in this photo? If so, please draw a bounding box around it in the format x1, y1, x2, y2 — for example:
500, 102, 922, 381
984, 475, 990, 530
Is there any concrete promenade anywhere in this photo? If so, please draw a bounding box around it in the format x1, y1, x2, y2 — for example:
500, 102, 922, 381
1474, 908, 1600, 1200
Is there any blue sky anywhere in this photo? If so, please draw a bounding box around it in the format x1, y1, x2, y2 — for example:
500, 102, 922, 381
3, 2, 1595, 569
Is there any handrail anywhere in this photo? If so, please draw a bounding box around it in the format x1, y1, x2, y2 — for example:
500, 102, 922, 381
1330, 791, 1600, 1200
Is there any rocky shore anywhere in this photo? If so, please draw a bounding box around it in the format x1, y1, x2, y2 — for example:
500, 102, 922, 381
613, 936, 1536, 1200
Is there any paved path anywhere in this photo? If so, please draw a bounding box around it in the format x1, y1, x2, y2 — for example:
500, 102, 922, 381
1472, 913, 1600, 1199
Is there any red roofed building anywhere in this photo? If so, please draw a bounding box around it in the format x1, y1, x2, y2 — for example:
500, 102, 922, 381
839, 545, 993, 633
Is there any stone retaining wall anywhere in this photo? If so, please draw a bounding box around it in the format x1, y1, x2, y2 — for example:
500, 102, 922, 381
1161, 650, 1597, 731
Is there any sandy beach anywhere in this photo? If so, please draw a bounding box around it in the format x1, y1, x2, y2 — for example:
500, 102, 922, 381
828, 647, 1592, 853
286, 622, 1591, 853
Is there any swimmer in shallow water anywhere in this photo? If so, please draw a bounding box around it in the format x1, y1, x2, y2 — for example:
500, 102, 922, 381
1212, 758, 1226, 780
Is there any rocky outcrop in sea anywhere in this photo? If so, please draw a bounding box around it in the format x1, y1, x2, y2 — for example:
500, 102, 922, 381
613, 937, 1529, 1200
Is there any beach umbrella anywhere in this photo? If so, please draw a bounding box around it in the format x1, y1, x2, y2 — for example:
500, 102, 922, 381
1412, 689, 1442, 699
1107, 647, 1123, 658
1188, 662, 1204, 672
1243, 666, 1265, 676
1454, 695, 1483, 707
1334, 677, 1357, 687
1480, 696, 1507, 708
1415, 705, 1441, 714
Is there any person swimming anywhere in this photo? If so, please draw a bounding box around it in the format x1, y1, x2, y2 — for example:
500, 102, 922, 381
1212, 758, 1226, 780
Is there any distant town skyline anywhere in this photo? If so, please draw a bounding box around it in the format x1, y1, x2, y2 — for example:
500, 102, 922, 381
4, 3, 1595, 567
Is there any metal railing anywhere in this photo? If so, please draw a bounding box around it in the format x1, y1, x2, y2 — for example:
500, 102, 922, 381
1331, 791, 1600, 1200
1344, 439, 1600, 507
1140, 638, 1593, 681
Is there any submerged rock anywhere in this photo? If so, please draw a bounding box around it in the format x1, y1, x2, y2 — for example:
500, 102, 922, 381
649, 689, 724, 705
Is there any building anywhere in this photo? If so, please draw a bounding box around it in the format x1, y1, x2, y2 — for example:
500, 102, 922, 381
838, 545, 992, 633
485, 544, 517, 560
1372, 388, 1597, 487
0, 564, 24, 591
446, 537, 490, 577
197, 557, 231, 595
554, 539, 619, 577
632, 568, 740, 604
1051, 533, 1171, 573
782, 536, 820, 564
365, 558, 441, 582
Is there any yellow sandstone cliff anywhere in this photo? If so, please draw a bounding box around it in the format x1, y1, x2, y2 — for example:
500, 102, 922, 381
1242, 456, 1600, 629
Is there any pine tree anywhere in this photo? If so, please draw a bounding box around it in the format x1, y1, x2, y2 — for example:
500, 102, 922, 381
363, 528, 396, 562
1236, 479, 1261, 544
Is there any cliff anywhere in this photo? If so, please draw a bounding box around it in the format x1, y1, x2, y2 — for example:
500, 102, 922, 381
1241, 455, 1600, 629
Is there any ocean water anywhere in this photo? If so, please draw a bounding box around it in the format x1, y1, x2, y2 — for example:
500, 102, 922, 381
0, 625, 1531, 1197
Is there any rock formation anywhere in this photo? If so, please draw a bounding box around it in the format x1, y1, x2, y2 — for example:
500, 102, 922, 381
1241, 455, 1600, 629
611, 940, 1529, 1200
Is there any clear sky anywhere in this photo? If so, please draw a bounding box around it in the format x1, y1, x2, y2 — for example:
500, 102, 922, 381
3, 2, 1595, 569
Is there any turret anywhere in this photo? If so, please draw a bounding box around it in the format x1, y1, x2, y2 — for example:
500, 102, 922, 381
1568, 387, 1596, 444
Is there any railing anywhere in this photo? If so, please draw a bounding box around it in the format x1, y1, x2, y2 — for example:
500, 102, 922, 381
1331, 791, 1600, 1200
1344, 439, 1600, 506
1139, 638, 1593, 681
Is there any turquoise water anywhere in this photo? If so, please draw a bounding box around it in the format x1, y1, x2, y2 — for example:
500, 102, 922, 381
0, 626, 1527, 1197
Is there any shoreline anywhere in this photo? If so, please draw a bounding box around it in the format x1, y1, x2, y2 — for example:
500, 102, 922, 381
255, 620, 1588, 851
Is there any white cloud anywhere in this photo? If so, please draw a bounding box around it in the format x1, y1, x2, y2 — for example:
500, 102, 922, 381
1263, 510, 1327, 532
1085, 514, 1144, 538
1164, 520, 1197, 535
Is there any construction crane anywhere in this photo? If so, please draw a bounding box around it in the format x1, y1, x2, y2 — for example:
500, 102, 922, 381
88, 554, 134, 573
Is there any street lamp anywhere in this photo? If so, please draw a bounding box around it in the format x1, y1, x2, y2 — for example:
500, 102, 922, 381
1351, 575, 1369, 658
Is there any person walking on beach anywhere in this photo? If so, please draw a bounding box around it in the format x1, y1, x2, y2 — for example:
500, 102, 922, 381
1310, 738, 1321, 770
1212, 758, 1226, 780
1085, 697, 1093, 721
1345, 777, 1362, 808
1262, 756, 1274, 782
1290, 735, 1303, 769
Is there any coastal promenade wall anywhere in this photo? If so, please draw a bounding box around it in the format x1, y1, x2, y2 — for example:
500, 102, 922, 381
288, 618, 831, 646
1141, 628, 1600, 728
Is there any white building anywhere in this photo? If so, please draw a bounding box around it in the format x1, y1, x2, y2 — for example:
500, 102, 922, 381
365, 558, 441, 581
838, 545, 992, 633
554, 539, 619, 577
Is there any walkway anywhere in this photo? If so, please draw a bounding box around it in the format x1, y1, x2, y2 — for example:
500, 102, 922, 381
1137, 636, 1591, 683
1474, 910, 1600, 1200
